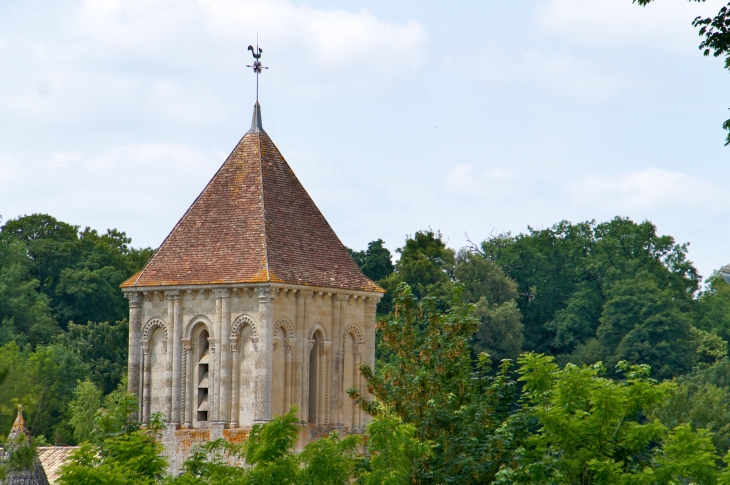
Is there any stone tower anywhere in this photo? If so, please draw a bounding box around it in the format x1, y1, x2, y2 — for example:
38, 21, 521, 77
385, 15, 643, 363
121, 103, 383, 466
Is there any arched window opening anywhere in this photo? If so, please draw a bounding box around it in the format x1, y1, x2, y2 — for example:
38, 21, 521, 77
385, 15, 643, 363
196, 330, 210, 423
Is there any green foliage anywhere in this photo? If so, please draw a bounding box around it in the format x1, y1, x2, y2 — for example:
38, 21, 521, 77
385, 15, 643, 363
297, 431, 360, 485
352, 283, 519, 484
359, 412, 426, 485
498, 353, 725, 484
0, 214, 153, 329
347, 239, 394, 282
650, 359, 730, 456
0, 342, 88, 443
0, 236, 58, 347
240, 410, 300, 484
59, 387, 166, 485
172, 409, 361, 485
58, 428, 167, 485
56, 319, 129, 394
473, 298, 523, 363
695, 275, 730, 354
377, 230, 455, 314
68, 379, 103, 444
595, 274, 696, 379
481, 218, 699, 377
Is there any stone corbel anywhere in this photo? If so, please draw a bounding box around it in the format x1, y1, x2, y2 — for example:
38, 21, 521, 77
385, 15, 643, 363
256, 286, 275, 303
366, 297, 379, 313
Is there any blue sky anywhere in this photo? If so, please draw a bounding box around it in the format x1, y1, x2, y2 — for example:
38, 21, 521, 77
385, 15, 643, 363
1, 0, 728, 280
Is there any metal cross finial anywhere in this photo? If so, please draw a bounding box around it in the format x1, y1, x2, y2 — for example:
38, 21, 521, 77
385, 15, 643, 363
247, 43, 268, 102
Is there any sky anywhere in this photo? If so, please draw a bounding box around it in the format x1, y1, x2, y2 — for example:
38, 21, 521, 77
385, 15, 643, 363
1, 0, 729, 281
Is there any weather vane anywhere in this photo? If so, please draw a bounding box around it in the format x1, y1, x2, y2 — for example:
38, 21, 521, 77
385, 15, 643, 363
247, 41, 268, 102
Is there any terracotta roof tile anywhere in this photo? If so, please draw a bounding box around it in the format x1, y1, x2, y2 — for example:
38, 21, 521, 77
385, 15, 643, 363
122, 113, 382, 293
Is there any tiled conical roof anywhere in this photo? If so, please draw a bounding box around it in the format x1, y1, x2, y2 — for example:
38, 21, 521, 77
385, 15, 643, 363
1, 407, 50, 485
122, 103, 382, 293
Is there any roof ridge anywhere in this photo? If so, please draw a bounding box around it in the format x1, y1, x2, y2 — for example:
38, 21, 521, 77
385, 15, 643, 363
256, 131, 271, 281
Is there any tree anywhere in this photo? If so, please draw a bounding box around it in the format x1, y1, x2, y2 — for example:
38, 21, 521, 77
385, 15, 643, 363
694, 274, 730, 354
351, 283, 520, 484
0, 236, 58, 347
595, 274, 696, 379
480, 218, 699, 372
359, 412, 426, 485
0, 214, 154, 329
56, 319, 129, 394
497, 353, 725, 485
0, 342, 89, 444
68, 380, 103, 444
455, 249, 524, 362
378, 230, 455, 314
347, 239, 394, 282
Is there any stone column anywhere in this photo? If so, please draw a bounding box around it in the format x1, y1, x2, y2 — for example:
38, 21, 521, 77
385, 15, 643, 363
362, 296, 379, 428
354, 344, 363, 431
229, 339, 240, 427
126, 292, 142, 420
284, 338, 293, 414
208, 337, 217, 423
320, 340, 332, 425
218, 289, 231, 426
298, 291, 313, 423
332, 294, 349, 427
213, 294, 222, 422
165, 292, 177, 422
170, 291, 182, 427
143, 341, 151, 425
255, 286, 275, 422
182, 338, 193, 428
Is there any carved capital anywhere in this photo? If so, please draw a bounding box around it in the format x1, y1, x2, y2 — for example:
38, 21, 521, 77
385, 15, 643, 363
208, 338, 217, 353
142, 342, 150, 354
126, 292, 143, 308
272, 336, 280, 351
230, 341, 239, 353
335, 294, 350, 303
308, 338, 315, 353
256, 286, 275, 303
298, 290, 313, 301
165, 290, 181, 300
250, 337, 259, 351
284, 338, 295, 354
321, 340, 332, 356
182, 338, 192, 353
214, 288, 230, 299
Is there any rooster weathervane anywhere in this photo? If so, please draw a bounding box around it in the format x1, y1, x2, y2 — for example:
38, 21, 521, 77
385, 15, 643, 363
247, 42, 268, 102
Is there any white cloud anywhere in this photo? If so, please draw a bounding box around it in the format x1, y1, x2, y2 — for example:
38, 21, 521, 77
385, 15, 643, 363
462, 45, 624, 102
566, 168, 730, 212
441, 163, 521, 198
74, 0, 427, 81
535, 0, 725, 53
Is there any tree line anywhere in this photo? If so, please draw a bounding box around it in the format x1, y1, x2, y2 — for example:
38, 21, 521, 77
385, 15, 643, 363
3, 213, 730, 484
